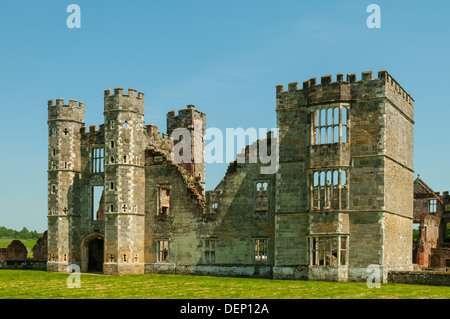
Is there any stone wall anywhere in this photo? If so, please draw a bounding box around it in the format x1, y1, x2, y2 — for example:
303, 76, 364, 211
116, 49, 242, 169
388, 271, 450, 286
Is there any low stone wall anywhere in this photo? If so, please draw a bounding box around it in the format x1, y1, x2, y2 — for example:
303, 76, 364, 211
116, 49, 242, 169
0, 260, 47, 270
388, 270, 450, 286
145, 263, 273, 279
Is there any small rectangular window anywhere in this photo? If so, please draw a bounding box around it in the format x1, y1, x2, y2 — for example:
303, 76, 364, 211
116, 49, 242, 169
91, 148, 104, 173
157, 239, 169, 262
254, 238, 267, 264
255, 182, 268, 212
203, 239, 216, 264
429, 199, 437, 213
159, 188, 170, 215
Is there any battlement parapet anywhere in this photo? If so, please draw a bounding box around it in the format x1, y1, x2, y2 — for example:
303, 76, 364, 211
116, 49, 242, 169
104, 87, 144, 99
276, 70, 414, 110
48, 98, 85, 122
167, 105, 206, 120
104, 87, 144, 114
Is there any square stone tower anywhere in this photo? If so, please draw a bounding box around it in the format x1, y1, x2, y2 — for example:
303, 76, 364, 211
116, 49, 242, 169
273, 71, 414, 282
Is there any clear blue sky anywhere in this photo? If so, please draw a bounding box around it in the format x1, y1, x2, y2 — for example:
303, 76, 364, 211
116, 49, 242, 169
0, 0, 449, 233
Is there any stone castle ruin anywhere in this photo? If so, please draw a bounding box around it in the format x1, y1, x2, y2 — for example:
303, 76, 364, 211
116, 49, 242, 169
46, 70, 415, 282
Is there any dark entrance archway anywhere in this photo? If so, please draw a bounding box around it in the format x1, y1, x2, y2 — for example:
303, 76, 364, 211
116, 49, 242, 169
88, 237, 104, 272
81, 233, 104, 273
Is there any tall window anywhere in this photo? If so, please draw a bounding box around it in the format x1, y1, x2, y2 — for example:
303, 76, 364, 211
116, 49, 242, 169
311, 169, 348, 210
313, 105, 348, 145
157, 239, 169, 262
90, 186, 104, 220
203, 238, 216, 264
159, 188, 170, 215
308, 235, 348, 266
254, 238, 268, 264
255, 182, 268, 212
91, 148, 104, 173
429, 199, 437, 213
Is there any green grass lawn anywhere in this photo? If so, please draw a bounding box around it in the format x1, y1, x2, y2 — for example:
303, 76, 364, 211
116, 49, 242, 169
0, 238, 37, 258
0, 270, 448, 299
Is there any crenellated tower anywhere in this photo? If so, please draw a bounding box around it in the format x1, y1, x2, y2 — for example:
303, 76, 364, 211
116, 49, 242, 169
47, 98, 84, 272
273, 70, 414, 282
102, 88, 146, 275
167, 105, 206, 190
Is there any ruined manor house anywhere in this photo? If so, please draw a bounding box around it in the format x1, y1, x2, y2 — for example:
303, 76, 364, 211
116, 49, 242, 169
47, 70, 414, 282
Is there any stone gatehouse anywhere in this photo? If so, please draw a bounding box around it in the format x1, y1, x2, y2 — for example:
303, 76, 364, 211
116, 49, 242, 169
47, 70, 414, 282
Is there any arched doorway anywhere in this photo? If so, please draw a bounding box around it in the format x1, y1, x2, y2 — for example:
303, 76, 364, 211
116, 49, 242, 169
81, 233, 104, 273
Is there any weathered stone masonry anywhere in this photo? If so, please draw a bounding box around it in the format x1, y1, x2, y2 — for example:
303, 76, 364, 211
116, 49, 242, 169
47, 70, 414, 282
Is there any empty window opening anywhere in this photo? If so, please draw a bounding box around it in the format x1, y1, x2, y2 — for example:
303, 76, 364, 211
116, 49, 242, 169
309, 235, 348, 266
110, 141, 115, 149
124, 121, 129, 128
413, 223, 421, 243
123, 155, 127, 163
91, 148, 104, 173
64, 162, 68, 169
203, 239, 216, 264
312, 169, 349, 210
110, 156, 114, 164
51, 185, 56, 194
313, 105, 349, 145
110, 182, 114, 190
157, 240, 169, 262
255, 182, 268, 212
429, 199, 437, 213
254, 238, 268, 264
90, 186, 104, 221
110, 120, 115, 129
445, 223, 450, 243
159, 188, 170, 215
52, 149, 56, 156
63, 128, 69, 136
123, 254, 127, 262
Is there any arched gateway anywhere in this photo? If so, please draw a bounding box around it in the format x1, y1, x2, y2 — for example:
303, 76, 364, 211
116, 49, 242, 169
81, 233, 104, 273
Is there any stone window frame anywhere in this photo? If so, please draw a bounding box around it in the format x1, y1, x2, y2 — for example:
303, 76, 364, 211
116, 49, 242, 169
308, 234, 349, 266
156, 238, 169, 263
429, 199, 437, 213
310, 168, 349, 211
311, 103, 349, 146
157, 184, 171, 216
254, 180, 269, 213
253, 238, 268, 264
91, 147, 104, 174
202, 237, 217, 264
